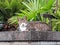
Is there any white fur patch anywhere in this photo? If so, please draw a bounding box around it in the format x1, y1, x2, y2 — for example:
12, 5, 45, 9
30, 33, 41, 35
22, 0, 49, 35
19, 23, 27, 31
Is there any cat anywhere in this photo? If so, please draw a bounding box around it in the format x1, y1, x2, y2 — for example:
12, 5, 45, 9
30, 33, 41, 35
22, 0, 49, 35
17, 17, 51, 31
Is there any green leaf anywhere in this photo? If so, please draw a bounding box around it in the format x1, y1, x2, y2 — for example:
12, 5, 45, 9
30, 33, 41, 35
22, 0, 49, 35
45, 18, 49, 24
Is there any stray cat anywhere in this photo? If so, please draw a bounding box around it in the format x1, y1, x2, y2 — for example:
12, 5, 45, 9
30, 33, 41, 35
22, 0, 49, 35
17, 17, 51, 31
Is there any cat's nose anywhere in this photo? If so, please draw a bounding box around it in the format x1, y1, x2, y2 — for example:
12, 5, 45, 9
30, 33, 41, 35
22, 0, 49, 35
22, 24, 24, 26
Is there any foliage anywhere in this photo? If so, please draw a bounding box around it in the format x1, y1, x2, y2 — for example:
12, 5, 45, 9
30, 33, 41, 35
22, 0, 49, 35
52, 9, 60, 31
58, 0, 60, 6
0, 0, 25, 22
50, 0, 60, 31
8, 0, 55, 24
21, 0, 55, 21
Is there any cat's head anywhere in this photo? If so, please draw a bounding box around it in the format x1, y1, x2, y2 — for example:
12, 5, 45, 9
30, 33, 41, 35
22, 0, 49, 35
17, 16, 28, 31
17, 16, 27, 24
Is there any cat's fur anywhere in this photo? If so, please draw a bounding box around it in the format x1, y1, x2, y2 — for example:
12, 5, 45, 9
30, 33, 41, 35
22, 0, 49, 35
17, 17, 51, 31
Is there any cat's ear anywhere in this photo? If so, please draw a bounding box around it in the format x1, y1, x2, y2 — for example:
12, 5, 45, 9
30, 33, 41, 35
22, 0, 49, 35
17, 17, 21, 22
23, 16, 27, 20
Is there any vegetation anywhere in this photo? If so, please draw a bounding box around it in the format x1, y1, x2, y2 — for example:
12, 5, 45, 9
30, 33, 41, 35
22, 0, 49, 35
51, 0, 60, 31
0, 0, 25, 22
0, 0, 26, 30
8, 0, 55, 24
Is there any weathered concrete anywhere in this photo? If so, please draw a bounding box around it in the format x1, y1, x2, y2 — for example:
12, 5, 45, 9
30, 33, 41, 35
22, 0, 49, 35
0, 31, 60, 41
0, 31, 13, 41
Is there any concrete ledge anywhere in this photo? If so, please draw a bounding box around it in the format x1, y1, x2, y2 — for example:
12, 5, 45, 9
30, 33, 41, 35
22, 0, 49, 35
0, 31, 60, 42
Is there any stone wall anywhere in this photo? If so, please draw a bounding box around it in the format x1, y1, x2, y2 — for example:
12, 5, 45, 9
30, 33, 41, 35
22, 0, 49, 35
0, 31, 60, 45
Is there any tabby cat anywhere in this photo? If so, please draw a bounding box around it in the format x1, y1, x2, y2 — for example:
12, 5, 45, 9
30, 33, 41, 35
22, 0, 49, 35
17, 17, 51, 31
